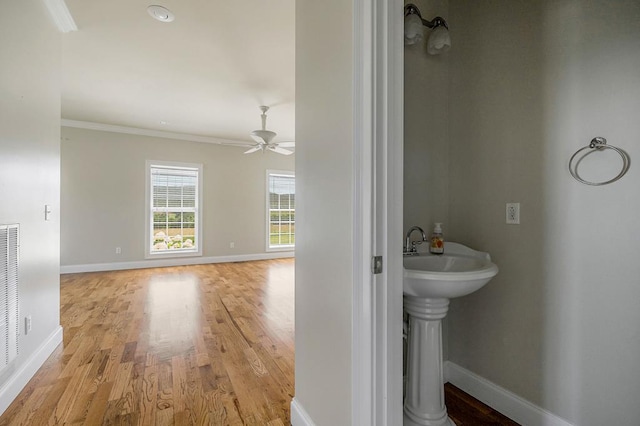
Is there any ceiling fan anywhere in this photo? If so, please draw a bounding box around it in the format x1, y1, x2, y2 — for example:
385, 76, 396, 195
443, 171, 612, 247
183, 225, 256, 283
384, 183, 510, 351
244, 106, 295, 155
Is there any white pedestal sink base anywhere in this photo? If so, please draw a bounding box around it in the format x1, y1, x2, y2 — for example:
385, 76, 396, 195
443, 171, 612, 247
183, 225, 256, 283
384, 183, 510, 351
403, 296, 455, 426
404, 414, 455, 426
402, 243, 498, 425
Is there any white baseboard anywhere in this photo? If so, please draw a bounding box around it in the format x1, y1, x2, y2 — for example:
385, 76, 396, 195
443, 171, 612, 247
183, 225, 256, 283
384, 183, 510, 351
291, 397, 316, 426
444, 361, 574, 426
0, 325, 63, 416
60, 251, 295, 274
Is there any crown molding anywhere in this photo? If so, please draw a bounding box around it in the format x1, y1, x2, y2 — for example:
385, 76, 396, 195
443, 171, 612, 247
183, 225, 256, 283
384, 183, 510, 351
60, 119, 251, 146
43, 0, 78, 33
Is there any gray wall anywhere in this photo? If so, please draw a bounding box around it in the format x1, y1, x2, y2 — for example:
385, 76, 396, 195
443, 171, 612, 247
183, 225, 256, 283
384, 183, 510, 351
294, 0, 354, 423
404, 0, 450, 237
61, 127, 294, 267
0, 0, 61, 403
439, 1, 639, 425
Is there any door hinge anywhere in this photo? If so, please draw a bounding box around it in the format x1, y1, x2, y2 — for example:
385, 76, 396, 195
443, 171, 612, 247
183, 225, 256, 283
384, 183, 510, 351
372, 256, 383, 274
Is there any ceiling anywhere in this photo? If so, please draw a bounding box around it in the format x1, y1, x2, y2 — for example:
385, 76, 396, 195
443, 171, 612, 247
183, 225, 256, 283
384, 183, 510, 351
61, 0, 295, 145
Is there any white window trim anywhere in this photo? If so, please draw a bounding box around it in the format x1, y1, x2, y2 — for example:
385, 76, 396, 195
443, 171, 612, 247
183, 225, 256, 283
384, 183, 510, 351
266, 169, 295, 252
145, 160, 203, 259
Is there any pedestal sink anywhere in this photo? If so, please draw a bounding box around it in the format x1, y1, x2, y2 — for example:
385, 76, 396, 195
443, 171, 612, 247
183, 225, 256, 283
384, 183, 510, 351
403, 242, 498, 426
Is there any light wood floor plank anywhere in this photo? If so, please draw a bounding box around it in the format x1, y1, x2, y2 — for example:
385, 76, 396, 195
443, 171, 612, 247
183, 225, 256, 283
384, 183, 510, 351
0, 259, 295, 425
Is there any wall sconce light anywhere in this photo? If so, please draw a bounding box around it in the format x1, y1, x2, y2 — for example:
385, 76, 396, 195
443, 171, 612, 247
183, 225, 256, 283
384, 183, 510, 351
404, 3, 451, 55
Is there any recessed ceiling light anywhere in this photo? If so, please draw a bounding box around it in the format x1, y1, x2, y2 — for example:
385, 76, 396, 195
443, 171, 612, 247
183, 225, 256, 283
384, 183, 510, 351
147, 5, 175, 23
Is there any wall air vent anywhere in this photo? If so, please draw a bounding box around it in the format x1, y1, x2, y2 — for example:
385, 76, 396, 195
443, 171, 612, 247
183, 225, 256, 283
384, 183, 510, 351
0, 224, 19, 372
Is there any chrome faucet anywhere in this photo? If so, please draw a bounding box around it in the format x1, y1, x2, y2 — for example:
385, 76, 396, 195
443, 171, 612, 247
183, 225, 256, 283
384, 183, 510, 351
404, 226, 427, 255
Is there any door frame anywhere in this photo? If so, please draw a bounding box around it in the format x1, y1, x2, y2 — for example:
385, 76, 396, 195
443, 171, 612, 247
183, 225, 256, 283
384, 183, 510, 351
352, 0, 403, 424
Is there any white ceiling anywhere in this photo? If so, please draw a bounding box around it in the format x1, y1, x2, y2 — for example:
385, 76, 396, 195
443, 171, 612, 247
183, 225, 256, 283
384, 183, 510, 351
61, 0, 295, 145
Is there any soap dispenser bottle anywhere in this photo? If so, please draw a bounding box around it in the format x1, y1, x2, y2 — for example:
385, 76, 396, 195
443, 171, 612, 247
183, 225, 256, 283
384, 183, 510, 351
430, 223, 444, 254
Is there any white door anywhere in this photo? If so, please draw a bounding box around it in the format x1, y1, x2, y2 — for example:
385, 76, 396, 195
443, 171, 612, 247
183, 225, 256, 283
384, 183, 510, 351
352, 0, 403, 424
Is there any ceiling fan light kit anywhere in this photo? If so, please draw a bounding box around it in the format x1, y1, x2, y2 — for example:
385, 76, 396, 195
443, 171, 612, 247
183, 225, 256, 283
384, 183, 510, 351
251, 130, 277, 144
244, 106, 294, 156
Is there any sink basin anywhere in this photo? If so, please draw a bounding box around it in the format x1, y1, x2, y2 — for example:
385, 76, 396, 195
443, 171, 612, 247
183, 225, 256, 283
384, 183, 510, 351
403, 242, 498, 298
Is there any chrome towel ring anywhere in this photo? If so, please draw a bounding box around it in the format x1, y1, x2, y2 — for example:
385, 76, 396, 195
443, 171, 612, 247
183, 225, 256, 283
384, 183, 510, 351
568, 137, 630, 186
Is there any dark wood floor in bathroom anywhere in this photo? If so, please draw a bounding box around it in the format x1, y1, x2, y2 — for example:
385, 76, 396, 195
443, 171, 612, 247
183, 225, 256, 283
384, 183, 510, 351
445, 383, 520, 425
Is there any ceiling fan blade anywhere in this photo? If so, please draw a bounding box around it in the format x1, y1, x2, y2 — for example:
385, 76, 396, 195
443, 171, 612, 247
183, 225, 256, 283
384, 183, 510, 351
244, 145, 262, 154
250, 134, 265, 143
277, 141, 295, 148
268, 145, 294, 155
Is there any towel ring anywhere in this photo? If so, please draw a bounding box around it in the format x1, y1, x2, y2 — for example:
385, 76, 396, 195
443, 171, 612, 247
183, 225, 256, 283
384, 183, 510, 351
568, 137, 630, 186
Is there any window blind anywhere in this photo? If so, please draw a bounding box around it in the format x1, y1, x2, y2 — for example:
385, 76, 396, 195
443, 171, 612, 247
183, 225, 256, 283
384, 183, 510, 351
149, 165, 200, 253
268, 173, 295, 248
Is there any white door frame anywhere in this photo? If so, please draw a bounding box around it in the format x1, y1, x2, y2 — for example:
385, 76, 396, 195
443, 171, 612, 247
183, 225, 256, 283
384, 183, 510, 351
352, 0, 403, 424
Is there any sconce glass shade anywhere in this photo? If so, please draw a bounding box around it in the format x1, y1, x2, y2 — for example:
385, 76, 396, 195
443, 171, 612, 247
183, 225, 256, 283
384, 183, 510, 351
427, 25, 451, 55
404, 13, 424, 45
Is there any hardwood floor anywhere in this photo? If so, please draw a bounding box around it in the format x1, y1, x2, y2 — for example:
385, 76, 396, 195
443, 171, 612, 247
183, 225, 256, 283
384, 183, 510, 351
0, 258, 517, 425
445, 383, 520, 425
0, 259, 294, 425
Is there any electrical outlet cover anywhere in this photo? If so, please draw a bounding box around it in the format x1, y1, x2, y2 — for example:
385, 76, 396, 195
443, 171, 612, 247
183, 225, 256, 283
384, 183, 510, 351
506, 203, 520, 224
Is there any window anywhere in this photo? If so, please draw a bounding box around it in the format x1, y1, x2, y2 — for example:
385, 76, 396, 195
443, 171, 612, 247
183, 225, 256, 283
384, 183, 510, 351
267, 171, 295, 250
146, 161, 202, 257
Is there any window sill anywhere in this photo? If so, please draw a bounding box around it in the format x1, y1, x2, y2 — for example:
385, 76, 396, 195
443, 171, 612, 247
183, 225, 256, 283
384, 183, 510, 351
267, 246, 295, 253
145, 249, 202, 259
